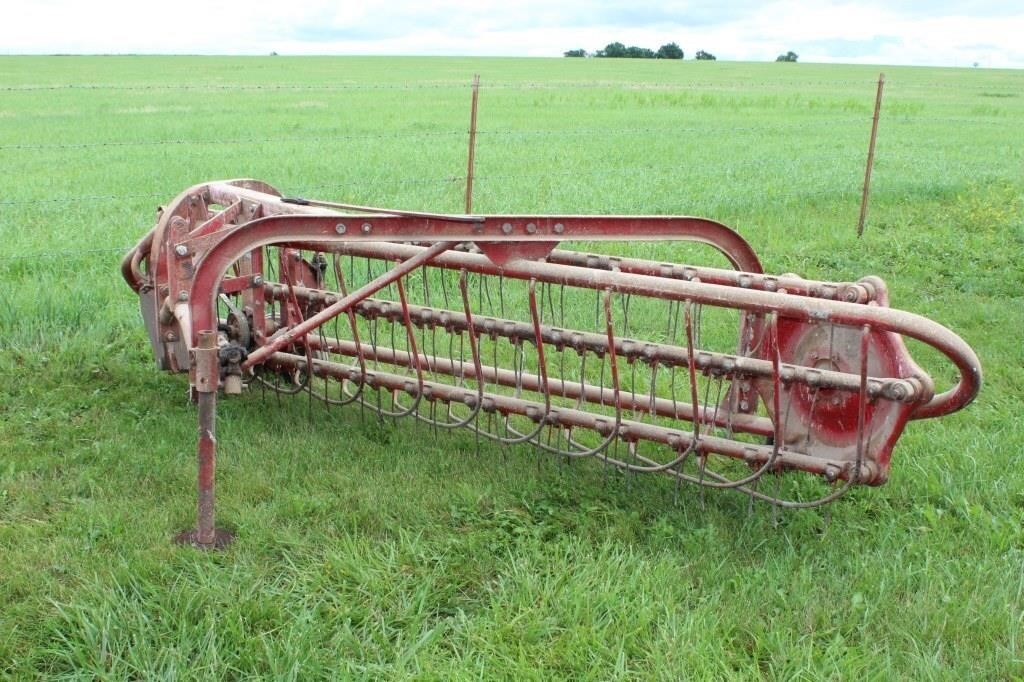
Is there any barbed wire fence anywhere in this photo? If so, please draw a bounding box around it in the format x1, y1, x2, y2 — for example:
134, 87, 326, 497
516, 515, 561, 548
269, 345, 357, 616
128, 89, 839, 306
2, 73, 1018, 262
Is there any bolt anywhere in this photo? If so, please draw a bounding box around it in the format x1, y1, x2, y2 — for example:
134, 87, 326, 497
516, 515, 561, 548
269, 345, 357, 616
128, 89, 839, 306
178, 290, 188, 302
361, 222, 372, 234
553, 222, 565, 234
335, 223, 347, 234
174, 244, 188, 257
252, 274, 264, 286
501, 222, 513, 234
739, 400, 750, 411
164, 331, 177, 342
526, 222, 537, 234
831, 396, 842, 406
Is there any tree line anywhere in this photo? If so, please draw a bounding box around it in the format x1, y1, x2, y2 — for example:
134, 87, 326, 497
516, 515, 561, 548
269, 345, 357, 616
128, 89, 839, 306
565, 43, 799, 62
564, 42, 699, 60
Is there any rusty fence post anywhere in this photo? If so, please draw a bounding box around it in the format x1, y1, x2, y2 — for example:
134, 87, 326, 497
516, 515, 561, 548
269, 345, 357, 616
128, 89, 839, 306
175, 329, 234, 549
465, 74, 480, 214
857, 73, 886, 237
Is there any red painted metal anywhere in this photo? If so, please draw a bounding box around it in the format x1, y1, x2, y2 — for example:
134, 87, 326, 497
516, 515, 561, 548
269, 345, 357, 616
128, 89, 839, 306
123, 179, 982, 527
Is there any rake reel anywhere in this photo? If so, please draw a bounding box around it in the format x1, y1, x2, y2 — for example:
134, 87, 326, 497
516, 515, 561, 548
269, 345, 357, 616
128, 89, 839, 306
122, 179, 981, 547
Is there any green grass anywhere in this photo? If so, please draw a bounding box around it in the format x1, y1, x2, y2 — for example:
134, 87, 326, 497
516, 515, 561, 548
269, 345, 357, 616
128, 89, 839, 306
1, 56, 1023, 679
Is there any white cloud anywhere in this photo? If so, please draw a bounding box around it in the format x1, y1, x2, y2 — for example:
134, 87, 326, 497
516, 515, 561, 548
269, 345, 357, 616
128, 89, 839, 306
0, 0, 1021, 68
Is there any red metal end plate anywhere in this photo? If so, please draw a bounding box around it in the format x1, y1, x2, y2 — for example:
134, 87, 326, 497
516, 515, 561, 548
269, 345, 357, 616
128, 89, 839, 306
756, 319, 920, 484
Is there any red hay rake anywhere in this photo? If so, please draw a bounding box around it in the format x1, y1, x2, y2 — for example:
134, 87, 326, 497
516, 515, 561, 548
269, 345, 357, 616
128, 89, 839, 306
122, 179, 981, 548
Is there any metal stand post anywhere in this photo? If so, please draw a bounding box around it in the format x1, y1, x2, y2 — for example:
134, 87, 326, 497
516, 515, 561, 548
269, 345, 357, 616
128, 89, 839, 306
175, 329, 234, 549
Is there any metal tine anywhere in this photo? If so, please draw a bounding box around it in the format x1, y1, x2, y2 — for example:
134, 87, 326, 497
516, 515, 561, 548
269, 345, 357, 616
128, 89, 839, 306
364, 276, 424, 419
496, 279, 551, 446
334, 255, 371, 417
277, 258, 318, 404
685, 312, 782, 491
559, 284, 566, 329
477, 271, 484, 314
420, 270, 484, 430
439, 265, 450, 310
498, 275, 505, 319
305, 256, 367, 407
589, 288, 692, 475
546, 281, 556, 327
648, 362, 659, 421
854, 324, 870, 486
684, 300, 706, 507
630, 361, 639, 420
621, 292, 631, 337
422, 263, 431, 308
506, 286, 624, 461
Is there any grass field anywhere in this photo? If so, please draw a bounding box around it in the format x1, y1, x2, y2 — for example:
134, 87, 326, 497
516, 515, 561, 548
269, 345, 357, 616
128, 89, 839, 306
1, 55, 1023, 679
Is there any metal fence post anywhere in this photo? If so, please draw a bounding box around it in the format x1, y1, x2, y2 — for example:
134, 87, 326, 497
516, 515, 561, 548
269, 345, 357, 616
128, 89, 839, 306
465, 74, 480, 214
858, 73, 886, 237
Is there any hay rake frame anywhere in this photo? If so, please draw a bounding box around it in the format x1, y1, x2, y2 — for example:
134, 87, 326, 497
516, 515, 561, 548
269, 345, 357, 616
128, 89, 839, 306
122, 179, 981, 548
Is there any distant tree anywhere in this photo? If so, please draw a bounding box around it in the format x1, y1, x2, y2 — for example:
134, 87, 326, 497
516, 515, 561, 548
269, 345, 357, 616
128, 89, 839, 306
564, 49, 587, 58
596, 42, 628, 58
695, 50, 716, 61
655, 42, 684, 60
269, 51, 279, 56
775, 51, 799, 62
624, 46, 657, 59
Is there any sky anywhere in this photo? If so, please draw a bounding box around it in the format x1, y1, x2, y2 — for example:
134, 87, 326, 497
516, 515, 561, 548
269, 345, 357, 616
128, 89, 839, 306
2, 0, 1022, 69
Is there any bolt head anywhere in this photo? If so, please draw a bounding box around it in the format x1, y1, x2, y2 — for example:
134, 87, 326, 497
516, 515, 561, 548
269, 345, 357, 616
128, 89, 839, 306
335, 223, 347, 234
526, 222, 537, 234
501, 222, 513, 234
174, 245, 188, 257
178, 290, 189, 302
553, 222, 565, 234
361, 222, 372, 234
164, 331, 177, 342
252, 274, 264, 286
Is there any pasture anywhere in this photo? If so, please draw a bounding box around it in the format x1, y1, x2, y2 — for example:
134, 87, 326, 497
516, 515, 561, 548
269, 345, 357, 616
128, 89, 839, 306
1, 56, 1022, 678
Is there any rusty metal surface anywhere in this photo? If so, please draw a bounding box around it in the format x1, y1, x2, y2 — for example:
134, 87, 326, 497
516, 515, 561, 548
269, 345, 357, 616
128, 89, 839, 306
173, 329, 234, 550
124, 179, 982, 526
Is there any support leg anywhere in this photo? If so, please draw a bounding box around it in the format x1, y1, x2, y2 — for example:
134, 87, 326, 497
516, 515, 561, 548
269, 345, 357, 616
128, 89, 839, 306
175, 329, 234, 549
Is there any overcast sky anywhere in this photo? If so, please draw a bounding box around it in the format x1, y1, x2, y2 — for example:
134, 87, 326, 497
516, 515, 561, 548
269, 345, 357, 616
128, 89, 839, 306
3, 0, 1022, 69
